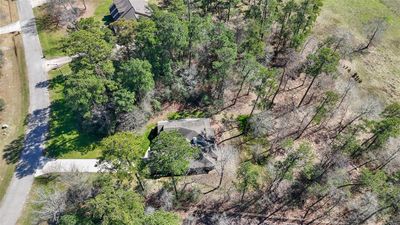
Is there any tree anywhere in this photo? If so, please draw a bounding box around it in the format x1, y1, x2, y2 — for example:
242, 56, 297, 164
353, 103, 400, 157
354, 17, 388, 53
110, 19, 138, 57
118, 59, 155, 101
98, 132, 149, 189
228, 53, 259, 108
111, 19, 137, 45
289, 0, 323, 49
236, 161, 262, 201
152, 10, 189, 79
33, 188, 67, 224
0, 50, 3, 67
63, 19, 114, 77
298, 47, 340, 107
64, 75, 108, 120
134, 18, 158, 60
147, 131, 199, 196
246, 0, 277, 32
250, 66, 278, 116
87, 185, 145, 225
296, 91, 339, 139
144, 210, 181, 225
240, 20, 266, 58
199, 22, 237, 102
188, 15, 213, 68
272, 0, 322, 60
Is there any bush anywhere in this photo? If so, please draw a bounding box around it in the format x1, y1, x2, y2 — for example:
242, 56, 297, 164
167, 110, 205, 120
0, 98, 5, 112
236, 114, 251, 132
174, 187, 201, 208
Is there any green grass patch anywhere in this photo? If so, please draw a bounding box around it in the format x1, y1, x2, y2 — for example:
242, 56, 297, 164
46, 65, 101, 159
315, 0, 400, 100
33, 7, 67, 59
38, 30, 66, 59
94, 0, 113, 23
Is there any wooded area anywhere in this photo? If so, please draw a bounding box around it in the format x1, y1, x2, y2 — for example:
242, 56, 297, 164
29, 0, 400, 224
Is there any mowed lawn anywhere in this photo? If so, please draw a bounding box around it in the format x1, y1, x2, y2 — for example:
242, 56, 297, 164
46, 66, 102, 159
42, 0, 113, 158
34, 0, 113, 59
314, 0, 400, 101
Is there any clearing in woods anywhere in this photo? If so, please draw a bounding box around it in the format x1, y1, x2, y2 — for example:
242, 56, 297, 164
314, 0, 400, 101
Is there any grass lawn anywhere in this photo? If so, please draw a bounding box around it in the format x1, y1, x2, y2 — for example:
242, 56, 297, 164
33, 7, 67, 59
46, 65, 102, 159
40, 0, 115, 158
314, 0, 400, 101
34, 0, 113, 59
93, 0, 113, 23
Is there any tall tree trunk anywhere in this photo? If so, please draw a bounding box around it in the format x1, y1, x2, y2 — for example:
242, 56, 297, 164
298, 74, 318, 107
295, 98, 327, 140
250, 94, 260, 117
271, 66, 287, 106
358, 205, 392, 225
301, 194, 328, 224
171, 176, 179, 198
135, 173, 145, 191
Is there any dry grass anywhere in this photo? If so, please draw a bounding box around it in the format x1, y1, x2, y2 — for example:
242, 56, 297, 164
0, 1, 29, 201
313, 0, 400, 102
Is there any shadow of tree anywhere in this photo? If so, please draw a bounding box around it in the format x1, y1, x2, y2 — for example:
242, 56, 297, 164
45, 74, 100, 158
3, 135, 25, 164
35, 13, 60, 32
15, 108, 50, 178
48, 73, 66, 89
102, 15, 113, 25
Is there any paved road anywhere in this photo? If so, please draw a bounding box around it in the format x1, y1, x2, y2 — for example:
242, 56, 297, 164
0, 0, 49, 224
0, 21, 21, 35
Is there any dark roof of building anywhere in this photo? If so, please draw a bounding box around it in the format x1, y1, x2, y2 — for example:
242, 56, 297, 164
145, 118, 218, 176
157, 118, 215, 139
111, 0, 150, 20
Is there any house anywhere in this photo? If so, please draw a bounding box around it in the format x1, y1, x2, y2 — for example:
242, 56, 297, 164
144, 118, 218, 176
109, 0, 150, 21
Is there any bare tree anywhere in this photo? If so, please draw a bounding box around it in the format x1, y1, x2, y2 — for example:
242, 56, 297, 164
33, 187, 67, 224
353, 18, 388, 53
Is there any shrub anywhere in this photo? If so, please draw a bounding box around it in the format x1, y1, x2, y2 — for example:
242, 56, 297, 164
0, 98, 5, 112
167, 110, 205, 120
236, 114, 251, 132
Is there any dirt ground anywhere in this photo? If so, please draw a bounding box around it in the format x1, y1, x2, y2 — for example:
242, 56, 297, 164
0, 0, 28, 200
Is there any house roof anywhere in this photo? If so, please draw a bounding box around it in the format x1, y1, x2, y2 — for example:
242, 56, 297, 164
157, 118, 215, 140
113, 0, 150, 18
143, 118, 218, 176
128, 0, 150, 16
